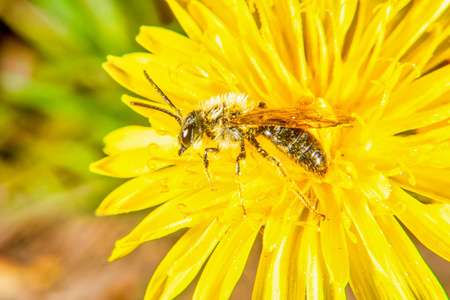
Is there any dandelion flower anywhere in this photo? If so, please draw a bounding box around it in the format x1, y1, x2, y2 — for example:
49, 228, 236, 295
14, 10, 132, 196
91, 0, 450, 298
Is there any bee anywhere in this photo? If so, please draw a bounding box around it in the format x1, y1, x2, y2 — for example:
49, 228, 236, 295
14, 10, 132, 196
131, 71, 354, 218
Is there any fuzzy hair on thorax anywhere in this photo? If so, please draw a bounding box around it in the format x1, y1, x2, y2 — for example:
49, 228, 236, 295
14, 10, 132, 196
197, 93, 257, 150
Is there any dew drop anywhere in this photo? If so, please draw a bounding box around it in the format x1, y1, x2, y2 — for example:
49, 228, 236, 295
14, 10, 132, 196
177, 203, 187, 212
155, 129, 167, 136
148, 143, 159, 151
148, 161, 157, 171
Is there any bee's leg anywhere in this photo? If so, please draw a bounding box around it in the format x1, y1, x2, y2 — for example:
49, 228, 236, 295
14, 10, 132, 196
203, 147, 219, 191
247, 136, 325, 220
235, 140, 247, 215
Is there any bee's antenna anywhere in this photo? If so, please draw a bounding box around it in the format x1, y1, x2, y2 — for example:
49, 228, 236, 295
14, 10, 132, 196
129, 101, 182, 125
143, 70, 183, 118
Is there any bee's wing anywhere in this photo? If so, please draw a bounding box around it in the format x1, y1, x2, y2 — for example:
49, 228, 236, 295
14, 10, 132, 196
229, 107, 355, 129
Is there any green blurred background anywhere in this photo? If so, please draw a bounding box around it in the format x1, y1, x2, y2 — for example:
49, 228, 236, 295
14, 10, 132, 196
0, 0, 448, 299
0, 0, 191, 299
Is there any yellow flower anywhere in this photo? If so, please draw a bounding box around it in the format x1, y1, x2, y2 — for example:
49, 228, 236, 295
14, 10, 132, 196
91, 0, 450, 299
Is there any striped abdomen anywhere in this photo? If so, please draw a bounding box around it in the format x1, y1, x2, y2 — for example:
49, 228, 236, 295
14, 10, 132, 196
261, 126, 327, 177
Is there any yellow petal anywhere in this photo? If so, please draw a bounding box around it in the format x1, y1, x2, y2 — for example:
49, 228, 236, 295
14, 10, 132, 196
241, 39, 302, 107
376, 214, 448, 299
344, 190, 415, 299
187, 0, 303, 105
255, 191, 346, 299
235, 0, 305, 105
302, 4, 330, 94
90, 147, 155, 178
381, 0, 450, 60
105, 54, 212, 105
108, 202, 193, 262
383, 64, 450, 118
335, 0, 358, 42
193, 220, 261, 300
108, 201, 195, 262
96, 166, 185, 215
103, 55, 160, 101
93, 0, 450, 298
136, 26, 198, 60
145, 220, 228, 300
324, 0, 358, 105
253, 192, 302, 299
297, 223, 322, 299
375, 102, 450, 136
293, 212, 347, 299
109, 184, 234, 261
121, 95, 180, 135
398, 24, 450, 82
391, 166, 450, 204
254, 0, 310, 89
393, 184, 450, 261
315, 184, 349, 287
341, 2, 391, 102
166, 0, 203, 40
426, 34, 450, 72
136, 27, 232, 100
186, 1, 259, 94
355, 167, 391, 203
372, 126, 450, 177
103, 125, 176, 155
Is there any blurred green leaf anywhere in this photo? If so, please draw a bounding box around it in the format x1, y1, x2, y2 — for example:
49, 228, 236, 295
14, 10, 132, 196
0, 0, 182, 213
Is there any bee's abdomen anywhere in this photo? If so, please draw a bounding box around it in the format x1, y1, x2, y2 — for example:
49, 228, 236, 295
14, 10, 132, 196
261, 126, 327, 177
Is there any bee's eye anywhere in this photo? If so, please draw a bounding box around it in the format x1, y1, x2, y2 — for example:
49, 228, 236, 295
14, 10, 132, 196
181, 127, 192, 145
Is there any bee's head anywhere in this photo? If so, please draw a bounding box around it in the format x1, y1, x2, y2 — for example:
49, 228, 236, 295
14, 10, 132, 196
178, 110, 204, 156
